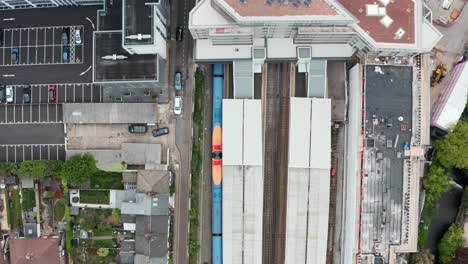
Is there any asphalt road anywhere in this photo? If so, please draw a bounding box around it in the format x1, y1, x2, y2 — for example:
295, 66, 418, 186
171, 0, 196, 262
0, 123, 64, 145
0, 6, 98, 85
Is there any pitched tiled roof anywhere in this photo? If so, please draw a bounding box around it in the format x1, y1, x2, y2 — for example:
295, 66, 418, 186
9, 238, 60, 264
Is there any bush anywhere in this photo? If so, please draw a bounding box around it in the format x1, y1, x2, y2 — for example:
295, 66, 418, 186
410, 250, 434, 264
193, 69, 204, 125
438, 224, 465, 264
17, 160, 64, 179
43, 191, 55, 199
79, 190, 110, 205
97, 248, 109, 257
111, 208, 121, 224
54, 199, 66, 221
61, 154, 98, 184
0, 162, 18, 176
423, 165, 449, 206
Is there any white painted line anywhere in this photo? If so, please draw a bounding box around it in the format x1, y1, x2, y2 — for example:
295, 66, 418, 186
35, 29, 38, 64
27, 28, 30, 64
14, 146, 16, 162
73, 84, 76, 102
48, 145, 50, 160
5, 146, 8, 162
82, 84, 85, 103
52, 29, 55, 62
43, 29, 46, 63
55, 104, 58, 122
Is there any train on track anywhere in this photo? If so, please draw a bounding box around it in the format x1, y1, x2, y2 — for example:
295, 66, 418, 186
212, 64, 224, 264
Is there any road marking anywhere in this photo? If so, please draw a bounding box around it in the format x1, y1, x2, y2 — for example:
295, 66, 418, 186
27, 29, 30, 64
52, 28, 55, 63
35, 29, 38, 64
5, 147, 8, 162
73, 84, 76, 102
43, 29, 46, 63
48, 145, 50, 160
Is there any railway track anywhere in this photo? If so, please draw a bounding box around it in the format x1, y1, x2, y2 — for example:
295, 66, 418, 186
263, 63, 290, 264
274, 63, 290, 264
263, 63, 278, 264
326, 124, 339, 264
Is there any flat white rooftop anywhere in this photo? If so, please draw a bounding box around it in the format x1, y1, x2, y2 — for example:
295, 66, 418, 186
285, 97, 331, 264
223, 99, 263, 264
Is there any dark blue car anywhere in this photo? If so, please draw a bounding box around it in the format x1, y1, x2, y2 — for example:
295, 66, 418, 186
11, 48, 19, 64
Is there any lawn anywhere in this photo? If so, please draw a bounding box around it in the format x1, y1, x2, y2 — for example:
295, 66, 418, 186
22, 189, 36, 210
79, 190, 110, 205
7, 190, 23, 229
54, 199, 66, 221
90, 171, 123, 190
81, 239, 117, 249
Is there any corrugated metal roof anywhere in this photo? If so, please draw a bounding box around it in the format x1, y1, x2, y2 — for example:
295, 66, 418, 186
222, 165, 244, 264
223, 100, 244, 165
243, 100, 262, 166
310, 99, 331, 168
243, 166, 263, 264
285, 168, 310, 264
289, 98, 312, 168
286, 97, 331, 264
431, 61, 468, 130
306, 169, 330, 264
308, 59, 327, 98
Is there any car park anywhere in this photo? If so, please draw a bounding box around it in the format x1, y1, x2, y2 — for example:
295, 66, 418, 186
176, 26, 183, 41
23, 85, 31, 103
63, 45, 70, 63
61, 29, 69, 45
152, 127, 169, 137
11, 48, 19, 64
175, 72, 183, 91
75, 29, 82, 44
128, 124, 148, 133
174, 96, 182, 115
0, 84, 5, 103
48, 85, 56, 102
6, 86, 14, 103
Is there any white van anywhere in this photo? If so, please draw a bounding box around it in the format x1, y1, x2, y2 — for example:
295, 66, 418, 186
6, 86, 13, 103
174, 96, 182, 115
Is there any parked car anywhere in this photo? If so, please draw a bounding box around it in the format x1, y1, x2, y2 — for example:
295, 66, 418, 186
176, 26, 183, 41
6, 86, 14, 103
175, 72, 183, 91
48, 85, 56, 102
75, 29, 82, 44
128, 124, 148, 133
152, 127, 169, 137
174, 96, 182, 115
11, 48, 19, 64
0, 84, 5, 103
23, 85, 31, 103
63, 45, 70, 63
61, 29, 69, 45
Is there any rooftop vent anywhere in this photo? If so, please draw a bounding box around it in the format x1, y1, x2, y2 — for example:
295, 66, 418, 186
394, 28, 406, 39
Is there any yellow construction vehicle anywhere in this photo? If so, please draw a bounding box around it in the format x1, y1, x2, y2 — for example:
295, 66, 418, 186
431, 63, 446, 86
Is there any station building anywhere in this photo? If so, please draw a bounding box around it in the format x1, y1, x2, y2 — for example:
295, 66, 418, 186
189, 1, 442, 264
0, 0, 103, 9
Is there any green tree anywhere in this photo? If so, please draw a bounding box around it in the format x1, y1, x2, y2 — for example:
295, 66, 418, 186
96, 248, 109, 257
45, 160, 64, 177
17, 160, 48, 179
410, 250, 435, 264
0, 162, 18, 176
60, 154, 97, 184
423, 165, 450, 205
96, 222, 112, 232
434, 121, 468, 169
438, 224, 465, 264
112, 208, 121, 224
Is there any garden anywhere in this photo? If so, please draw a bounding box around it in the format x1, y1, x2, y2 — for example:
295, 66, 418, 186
79, 190, 110, 205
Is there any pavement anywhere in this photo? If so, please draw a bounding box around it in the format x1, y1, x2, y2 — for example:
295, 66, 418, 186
425, 0, 468, 108
170, 0, 197, 262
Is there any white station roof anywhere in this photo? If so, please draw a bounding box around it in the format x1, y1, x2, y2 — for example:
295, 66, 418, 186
285, 97, 331, 264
